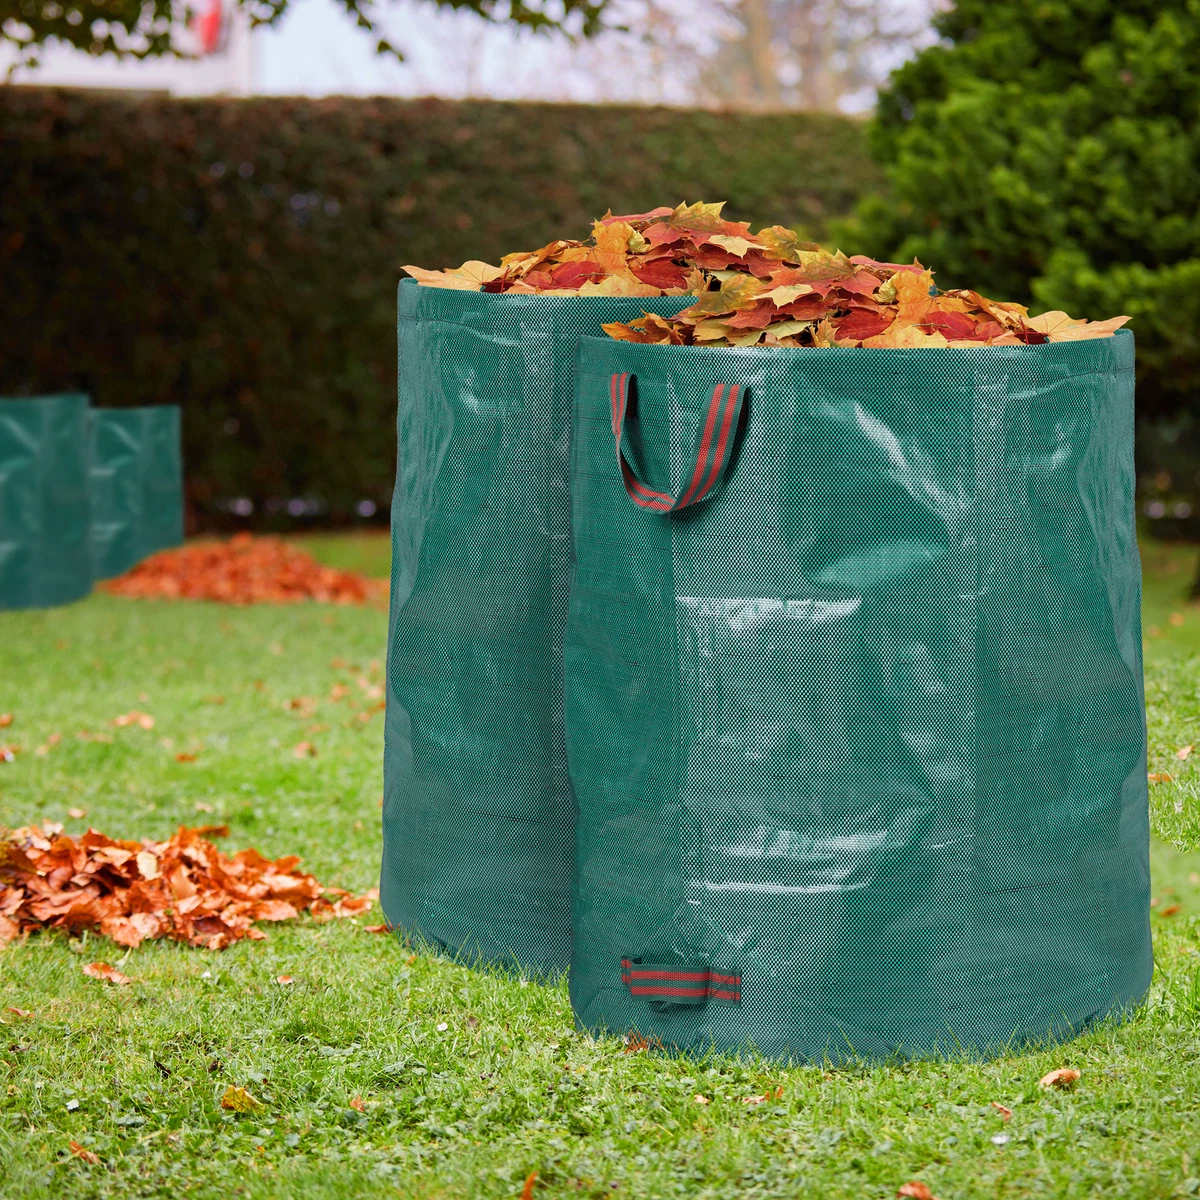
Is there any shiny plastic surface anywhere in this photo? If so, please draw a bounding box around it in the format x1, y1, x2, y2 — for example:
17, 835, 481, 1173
89, 406, 184, 580
567, 330, 1151, 1061
381, 280, 690, 975
0, 393, 93, 610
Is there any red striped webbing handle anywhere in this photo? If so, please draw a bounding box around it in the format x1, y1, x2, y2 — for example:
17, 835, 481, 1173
621, 958, 742, 1009
609, 372, 745, 514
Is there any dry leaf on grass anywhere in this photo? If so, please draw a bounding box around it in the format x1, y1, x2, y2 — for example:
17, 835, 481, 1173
113, 712, 155, 730
1159, 904, 1181, 917
991, 1101, 1013, 1120
349, 1096, 366, 1113
1, 745, 20, 763
897, 1183, 939, 1200
276, 975, 295, 986
693, 1094, 710, 1105
1039, 1068, 1081, 1090
520, 1172, 538, 1200
0, 713, 12, 727
292, 742, 317, 759
82, 962, 132, 985
1177, 746, 1194, 761
102, 534, 382, 606
175, 753, 198, 763
623, 1031, 650, 1054
5, 1006, 33, 1018
0, 822, 375, 950
69, 1140, 101, 1164
67, 807, 86, 820
363, 923, 390, 933
220, 1085, 261, 1112
1149, 773, 1174, 783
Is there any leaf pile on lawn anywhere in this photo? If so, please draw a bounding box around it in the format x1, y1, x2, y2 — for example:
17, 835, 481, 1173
0, 821, 375, 949
603, 251, 1128, 348
403, 200, 818, 296
102, 534, 381, 606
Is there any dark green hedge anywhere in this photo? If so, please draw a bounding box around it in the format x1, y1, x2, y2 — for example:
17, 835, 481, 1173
0, 89, 878, 529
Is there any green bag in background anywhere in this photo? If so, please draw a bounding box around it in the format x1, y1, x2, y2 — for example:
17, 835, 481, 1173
90, 406, 184, 579
566, 331, 1150, 1061
381, 280, 690, 976
0, 393, 94, 610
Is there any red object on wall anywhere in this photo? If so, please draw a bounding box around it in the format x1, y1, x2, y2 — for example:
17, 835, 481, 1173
193, 0, 225, 54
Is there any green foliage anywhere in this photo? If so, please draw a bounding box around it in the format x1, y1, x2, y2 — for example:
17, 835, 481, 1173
0, 535, 1197, 1197
853, 0, 1200, 425
0, 89, 877, 528
0, 0, 611, 68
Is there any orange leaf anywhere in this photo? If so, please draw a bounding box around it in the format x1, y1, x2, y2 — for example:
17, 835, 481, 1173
1176, 745, 1194, 761
276, 975, 295, 985
292, 741, 317, 759
520, 1172, 538, 1200
175, 753, 198, 763
0, 713, 12, 727
1038, 1067, 1081, 1090
220, 1085, 261, 1111
5, 1006, 32, 1017
1149, 773, 1173, 783
693, 1094, 710, 1105
69, 1140, 101, 1164
349, 1096, 366, 1113
82, 962, 131, 985
991, 1101, 1013, 1120
897, 1184, 938, 1200
1158, 904, 1181, 917
364, 923, 390, 933
67, 807, 86, 820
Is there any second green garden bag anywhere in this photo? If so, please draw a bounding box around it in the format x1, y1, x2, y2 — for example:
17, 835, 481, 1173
89, 406, 184, 579
566, 330, 1151, 1061
381, 279, 689, 975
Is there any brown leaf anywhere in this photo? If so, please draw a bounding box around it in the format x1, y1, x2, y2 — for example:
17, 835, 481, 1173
991, 1100, 1013, 1120
363, 923, 390, 933
0, 713, 12, 727
292, 741, 317, 759
1038, 1067, 1081, 1090
1176, 745, 1194, 761
69, 1140, 101, 1164
520, 1172, 538, 1200
349, 1096, 366, 1113
1158, 904, 1181, 917
82, 962, 131, 985
220, 1085, 262, 1112
1148, 773, 1173, 783
275, 974, 295, 985
175, 753, 198, 763
5, 1006, 32, 1017
693, 1094, 710, 1105
897, 1184, 939, 1200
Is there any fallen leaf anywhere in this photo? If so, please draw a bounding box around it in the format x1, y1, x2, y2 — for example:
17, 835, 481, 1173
991, 1101, 1013, 1120
67, 808, 86, 820
5, 1007, 32, 1017
1158, 904, 1181, 917
693, 1093, 710, 1104
275, 975, 295, 986
741, 1093, 769, 1105
0, 745, 19, 762
220, 1085, 261, 1112
1149, 773, 1174, 783
175, 753, 198, 763
349, 1096, 366, 1112
897, 1184, 939, 1200
204, 696, 226, 705
1176, 746, 1194, 761
292, 742, 317, 759
82, 962, 131, 985
1039, 1067, 1081, 1090
0, 713, 12, 727
623, 1031, 650, 1054
68, 1140, 100, 1164
520, 1172, 538, 1200
363, 924, 390, 933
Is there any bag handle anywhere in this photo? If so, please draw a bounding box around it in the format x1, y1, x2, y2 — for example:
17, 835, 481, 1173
621, 957, 742, 1012
609, 372, 746, 514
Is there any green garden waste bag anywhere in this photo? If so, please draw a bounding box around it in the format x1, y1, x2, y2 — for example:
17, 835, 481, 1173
566, 329, 1151, 1061
1, 393, 93, 610
89, 406, 184, 580
381, 279, 690, 975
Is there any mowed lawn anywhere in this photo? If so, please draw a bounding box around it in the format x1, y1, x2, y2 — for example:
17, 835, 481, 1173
1, 533, 1198, 1200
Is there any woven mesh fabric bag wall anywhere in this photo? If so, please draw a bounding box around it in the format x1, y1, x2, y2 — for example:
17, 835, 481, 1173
381, 279, 691, 975
90, 406, 185, 580
1, 393, 94, 610
566, 329, 1151, 1061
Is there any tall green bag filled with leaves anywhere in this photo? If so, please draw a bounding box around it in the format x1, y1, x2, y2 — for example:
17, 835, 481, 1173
566, 327, 1151, 1060
381, 279, 692, 973
0, 393, 94, 610
89, 406, 184, 580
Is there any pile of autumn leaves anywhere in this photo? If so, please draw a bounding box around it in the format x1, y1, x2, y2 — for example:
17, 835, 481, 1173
405, 201, 1128, 348
0, 822, 377, 951
103, 534, 379, 606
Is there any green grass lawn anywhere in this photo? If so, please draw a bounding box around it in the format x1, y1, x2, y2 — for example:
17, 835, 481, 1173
1, 533, 1198, 1200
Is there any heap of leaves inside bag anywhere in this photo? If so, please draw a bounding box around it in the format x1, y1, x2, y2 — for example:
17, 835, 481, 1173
602, 252, 1129, 348
402, 201, 821, 297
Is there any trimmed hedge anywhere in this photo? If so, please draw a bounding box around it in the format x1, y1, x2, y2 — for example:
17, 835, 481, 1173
0, 89, 878, 529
